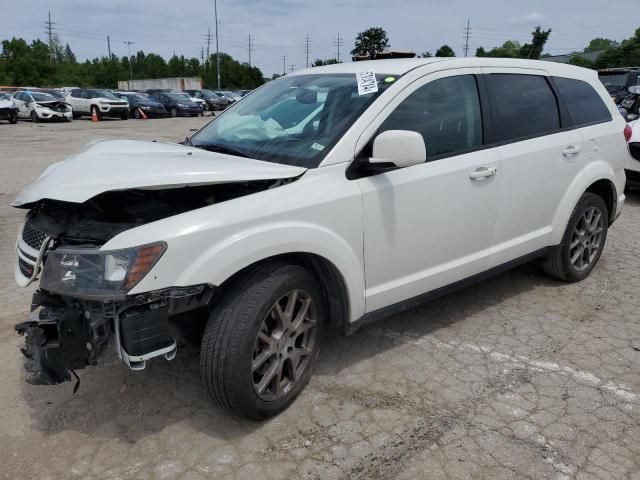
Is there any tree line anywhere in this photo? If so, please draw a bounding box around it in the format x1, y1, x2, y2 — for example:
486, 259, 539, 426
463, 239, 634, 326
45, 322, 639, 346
0, 37, 265, 89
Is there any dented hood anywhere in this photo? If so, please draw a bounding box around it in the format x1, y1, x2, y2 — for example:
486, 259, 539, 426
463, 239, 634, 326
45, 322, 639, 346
13, 139, 307, 207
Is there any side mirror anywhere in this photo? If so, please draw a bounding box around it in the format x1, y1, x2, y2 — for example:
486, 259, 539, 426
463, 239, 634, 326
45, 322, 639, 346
370, 130, 426, 168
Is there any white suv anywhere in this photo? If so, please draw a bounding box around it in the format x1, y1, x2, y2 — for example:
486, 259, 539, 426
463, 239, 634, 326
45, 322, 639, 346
13, 58, 628, 419
626, 119, 640, 188
65, 88, 129, 120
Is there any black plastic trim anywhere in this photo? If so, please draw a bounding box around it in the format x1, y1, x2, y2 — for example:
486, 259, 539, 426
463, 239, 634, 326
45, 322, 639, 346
344, 247, 551, 336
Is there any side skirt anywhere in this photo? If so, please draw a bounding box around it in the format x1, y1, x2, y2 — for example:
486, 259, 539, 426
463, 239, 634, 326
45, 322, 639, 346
344, 247, 551, 336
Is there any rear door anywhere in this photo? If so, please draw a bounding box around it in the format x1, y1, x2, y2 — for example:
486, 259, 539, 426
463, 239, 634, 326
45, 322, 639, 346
483, 69, 584, 264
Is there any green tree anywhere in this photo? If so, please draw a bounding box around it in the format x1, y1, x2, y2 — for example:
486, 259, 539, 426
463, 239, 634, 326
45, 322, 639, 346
420, 51, 432, 58
585, 38, 620, 53
435, 45, 455, 57
63, 44, 76, 63
519, 26, 552, 59
311, 58, 340, 66
351, 27, 389, 58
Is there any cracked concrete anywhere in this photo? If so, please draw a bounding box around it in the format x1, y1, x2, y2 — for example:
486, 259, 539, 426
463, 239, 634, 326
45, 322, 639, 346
1, 118, 639, 479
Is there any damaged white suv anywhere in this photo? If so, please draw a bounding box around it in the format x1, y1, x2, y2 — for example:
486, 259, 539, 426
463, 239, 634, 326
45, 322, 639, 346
14, 58, 628, 419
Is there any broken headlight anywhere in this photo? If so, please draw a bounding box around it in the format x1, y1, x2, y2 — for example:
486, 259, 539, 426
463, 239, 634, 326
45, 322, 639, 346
40, 242, 166, 299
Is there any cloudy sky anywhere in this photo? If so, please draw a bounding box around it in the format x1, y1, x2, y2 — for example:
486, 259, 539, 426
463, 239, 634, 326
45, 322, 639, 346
1, 0, 639, 77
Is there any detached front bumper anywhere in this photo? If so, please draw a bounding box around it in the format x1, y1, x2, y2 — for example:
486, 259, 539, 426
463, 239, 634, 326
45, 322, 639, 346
15, 285, 212, 386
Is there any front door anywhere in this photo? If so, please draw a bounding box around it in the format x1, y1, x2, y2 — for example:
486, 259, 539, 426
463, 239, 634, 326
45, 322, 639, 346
357, 71, 502, 312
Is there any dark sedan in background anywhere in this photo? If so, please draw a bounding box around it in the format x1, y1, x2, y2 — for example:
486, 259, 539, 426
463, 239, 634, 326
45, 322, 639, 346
117, 92, 168, 118
183, 89, 228, 111
148, 93, 203, 117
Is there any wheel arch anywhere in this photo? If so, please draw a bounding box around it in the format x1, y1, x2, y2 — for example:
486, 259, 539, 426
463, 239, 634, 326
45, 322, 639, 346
551, 163, 619, 244
210, 252, 351, 336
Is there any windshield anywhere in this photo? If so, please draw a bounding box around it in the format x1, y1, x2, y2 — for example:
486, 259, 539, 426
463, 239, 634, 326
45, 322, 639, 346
31, 92, 57, 101
190, 73, 396, 168
88, 89, 118, 99
166, 93, 191, 102
599, 73, 628, 90
201, 89, 219, 99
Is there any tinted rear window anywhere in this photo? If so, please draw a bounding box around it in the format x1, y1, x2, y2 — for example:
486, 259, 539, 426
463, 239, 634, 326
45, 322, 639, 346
486, 74, 560, 143
554, 77, 611, 126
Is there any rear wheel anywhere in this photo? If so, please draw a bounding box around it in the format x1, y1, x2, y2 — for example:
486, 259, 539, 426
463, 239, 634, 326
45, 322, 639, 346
170, 107, 178, 117
200, 263, 323, 419
542, 193, 608, 282
8, 111, 17, 124
133, 108, 141, 119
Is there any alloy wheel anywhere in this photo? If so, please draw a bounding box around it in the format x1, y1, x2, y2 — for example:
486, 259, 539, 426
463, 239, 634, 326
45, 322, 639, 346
252, 289, 317, 401
569, 206, 604, 271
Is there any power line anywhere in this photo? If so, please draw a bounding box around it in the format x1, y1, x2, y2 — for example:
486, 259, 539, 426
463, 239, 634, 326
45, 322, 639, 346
205, 27, 212, 63
305, 34, 310, 68
463, 18, 471, 57
334, 32, 343, 62
44, 10, 56, 62
123, 40, 134, 80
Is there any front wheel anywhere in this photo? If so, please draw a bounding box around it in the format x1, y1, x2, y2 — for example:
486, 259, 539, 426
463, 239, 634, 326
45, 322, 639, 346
30, 110, 39, 123
170, 107, 178, 117
200, 263, 323, 419
8, 111, 18, 124
542, 192, 608, 282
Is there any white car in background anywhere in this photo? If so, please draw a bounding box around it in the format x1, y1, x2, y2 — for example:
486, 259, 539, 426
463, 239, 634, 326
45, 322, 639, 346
177, 92, 206, 109
12, 58, 629, 420
11, 91, 73, 122
626, 119, 640, 188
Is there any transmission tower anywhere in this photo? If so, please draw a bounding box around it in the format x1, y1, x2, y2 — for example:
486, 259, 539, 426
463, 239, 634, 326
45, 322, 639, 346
305, 34, 310, 68
44, 11, 56, 62
334, 32, 344, 62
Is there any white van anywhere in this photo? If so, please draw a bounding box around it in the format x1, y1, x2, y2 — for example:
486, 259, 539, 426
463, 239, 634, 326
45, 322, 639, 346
13, 58, 628, 419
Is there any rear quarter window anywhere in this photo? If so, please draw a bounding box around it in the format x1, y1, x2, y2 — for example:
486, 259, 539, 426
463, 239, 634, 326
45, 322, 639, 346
485, 74, 560, 143
553, 77, 612, 127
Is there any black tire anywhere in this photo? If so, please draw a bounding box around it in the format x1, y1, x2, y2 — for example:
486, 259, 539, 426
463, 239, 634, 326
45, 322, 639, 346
8, 111, 17, 124
72, 111, 80, 119
30, 110, 39, 123
91, 105, 102, 121
133, 108, 141, 119
170, 107, 178, 117
200, 262, 324, 420
203, 103, 210, 112
120, 112, 129, 120
542, 192, 609, 282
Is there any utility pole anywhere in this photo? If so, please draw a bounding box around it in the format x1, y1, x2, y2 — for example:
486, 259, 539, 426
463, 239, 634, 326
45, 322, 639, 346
290, 64, 296, 72
124, 41, 134, 81
248, 34, 253, 67
305, 34, 310, 68
463, 18, 471, 57
45, 11, 55, 62
282, 55, 286, 75
214, 0, 221, 89
205, 27, 212, 63
201, 45, 204, 63
107, 35, 111, 59
334, 32, 343, 62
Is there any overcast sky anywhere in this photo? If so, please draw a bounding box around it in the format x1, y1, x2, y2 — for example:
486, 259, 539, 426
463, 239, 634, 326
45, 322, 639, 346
2, 0, 639, 78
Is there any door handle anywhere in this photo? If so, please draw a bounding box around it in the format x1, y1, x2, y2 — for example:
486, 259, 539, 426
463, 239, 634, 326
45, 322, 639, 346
469, 167, 497, 180
562, 145, 581, 156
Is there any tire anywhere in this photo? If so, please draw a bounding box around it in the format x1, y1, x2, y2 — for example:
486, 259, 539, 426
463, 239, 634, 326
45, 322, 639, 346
30, 110, 39, 123
91, 105, 102, 121
120, 113, 129, 120
8, 111, 17, 124
133, 108, 141, 119
72, 111, 80, 119
170, 107, 178, 117
200, 262, 323, 419
542, 192, 608, 282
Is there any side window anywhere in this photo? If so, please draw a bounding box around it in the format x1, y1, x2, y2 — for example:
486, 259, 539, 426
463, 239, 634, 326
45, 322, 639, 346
15, 92, 24, 101
379, 75, 483, 158
553, 77, 612, 127
486, 74, 560, 143
70, 89, 80, 98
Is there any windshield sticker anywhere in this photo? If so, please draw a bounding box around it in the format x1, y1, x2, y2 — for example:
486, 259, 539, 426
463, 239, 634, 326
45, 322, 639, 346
356, 70, 378, 96
311, 143, 325, 151
384, 76, 396, 83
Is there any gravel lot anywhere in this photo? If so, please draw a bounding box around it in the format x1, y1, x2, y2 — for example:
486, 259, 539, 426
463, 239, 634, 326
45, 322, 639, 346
0, 117, 639, 480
